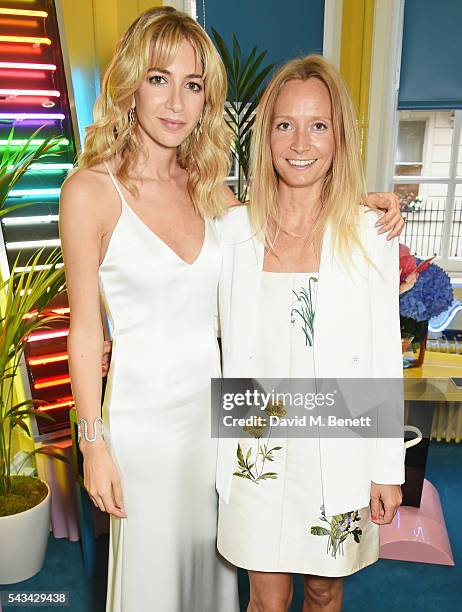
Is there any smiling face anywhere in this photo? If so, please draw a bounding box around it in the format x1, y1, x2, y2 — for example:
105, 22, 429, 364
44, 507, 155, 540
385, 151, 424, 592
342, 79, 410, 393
270, 77, 335, 193
133, 38, 205, 150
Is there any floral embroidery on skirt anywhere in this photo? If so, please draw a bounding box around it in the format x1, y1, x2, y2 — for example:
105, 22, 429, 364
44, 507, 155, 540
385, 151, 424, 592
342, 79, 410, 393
310, 506, 363, 558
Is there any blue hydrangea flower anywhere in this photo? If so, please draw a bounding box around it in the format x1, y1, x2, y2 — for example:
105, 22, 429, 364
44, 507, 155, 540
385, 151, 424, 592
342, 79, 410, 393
400, 260, 453, 321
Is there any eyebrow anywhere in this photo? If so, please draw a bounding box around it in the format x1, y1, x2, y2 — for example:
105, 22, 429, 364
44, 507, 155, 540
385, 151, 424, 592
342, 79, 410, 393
273, 115, 332, 122
147, 67, 203, 79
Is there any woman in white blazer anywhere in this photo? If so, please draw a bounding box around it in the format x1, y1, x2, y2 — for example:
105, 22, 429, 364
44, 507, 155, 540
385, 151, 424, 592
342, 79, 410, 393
216, 55, 405, 611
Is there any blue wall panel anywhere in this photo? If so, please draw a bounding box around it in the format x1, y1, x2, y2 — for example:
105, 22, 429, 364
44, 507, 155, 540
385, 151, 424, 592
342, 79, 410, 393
197, 0, 325, 70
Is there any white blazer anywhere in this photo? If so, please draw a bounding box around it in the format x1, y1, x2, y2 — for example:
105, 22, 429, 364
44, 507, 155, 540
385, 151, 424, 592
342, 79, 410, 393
215, 205, 406, 517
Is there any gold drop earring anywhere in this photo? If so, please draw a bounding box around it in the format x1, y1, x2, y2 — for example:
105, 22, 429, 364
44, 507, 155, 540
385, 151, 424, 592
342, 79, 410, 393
194, 114, 203, 141
128, 106, 136, 128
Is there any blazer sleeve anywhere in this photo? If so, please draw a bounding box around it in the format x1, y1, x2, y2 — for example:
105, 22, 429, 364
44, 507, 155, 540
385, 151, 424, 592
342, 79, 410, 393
364, 211, 406, 485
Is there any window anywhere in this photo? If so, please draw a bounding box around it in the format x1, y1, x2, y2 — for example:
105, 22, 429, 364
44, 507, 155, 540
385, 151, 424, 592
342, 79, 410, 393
395, 119, 426, 203
393, 110, 462, 271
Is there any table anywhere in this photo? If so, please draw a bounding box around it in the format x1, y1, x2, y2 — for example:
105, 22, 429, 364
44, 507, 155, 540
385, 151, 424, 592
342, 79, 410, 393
379, 351, 459, 566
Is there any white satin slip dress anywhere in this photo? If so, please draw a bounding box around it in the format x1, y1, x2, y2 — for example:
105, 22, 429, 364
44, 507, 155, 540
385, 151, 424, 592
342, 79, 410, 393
99, 164, 238, 612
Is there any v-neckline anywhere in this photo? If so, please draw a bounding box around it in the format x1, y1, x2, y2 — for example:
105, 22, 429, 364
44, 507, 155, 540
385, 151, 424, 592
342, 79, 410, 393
121, 192, 207, 267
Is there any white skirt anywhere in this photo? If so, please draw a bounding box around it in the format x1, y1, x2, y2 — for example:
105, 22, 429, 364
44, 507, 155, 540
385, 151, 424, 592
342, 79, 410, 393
218, 434, 379, 576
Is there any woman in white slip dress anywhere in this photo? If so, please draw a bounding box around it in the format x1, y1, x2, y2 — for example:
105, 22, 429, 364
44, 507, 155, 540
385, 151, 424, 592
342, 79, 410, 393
216, 56, 405, 611
60, 8, 238, 612
99, 165, 233, 611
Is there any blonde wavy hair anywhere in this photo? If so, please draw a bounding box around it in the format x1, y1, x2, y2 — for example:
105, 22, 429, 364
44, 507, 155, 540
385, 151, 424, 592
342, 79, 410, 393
249, 54, 368, 263
77, 6, 231, 218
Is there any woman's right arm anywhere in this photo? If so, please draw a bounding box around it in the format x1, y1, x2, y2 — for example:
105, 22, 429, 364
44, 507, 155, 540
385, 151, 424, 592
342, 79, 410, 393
59, 172, 126, 518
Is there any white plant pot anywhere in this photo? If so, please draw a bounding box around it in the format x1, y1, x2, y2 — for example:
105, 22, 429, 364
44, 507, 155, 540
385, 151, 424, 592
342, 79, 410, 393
0, 479, 51, 584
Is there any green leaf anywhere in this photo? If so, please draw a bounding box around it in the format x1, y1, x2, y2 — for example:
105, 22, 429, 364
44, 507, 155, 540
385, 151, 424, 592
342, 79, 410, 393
231, 33, 241, 84
9, 417, 31, 436
240, 63, 276, 110
237, 443, 244, 463
5, 398, 45, 415
257, 472, 278, 480
310, 526, 331, 536
233, 471, 252, 479
31, 447, 71, 465
237, 46, 258, 99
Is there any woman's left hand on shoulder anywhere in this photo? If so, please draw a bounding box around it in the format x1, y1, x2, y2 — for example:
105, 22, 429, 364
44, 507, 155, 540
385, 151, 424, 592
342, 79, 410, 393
370, 482, 403, 524
366, 192, 404, 240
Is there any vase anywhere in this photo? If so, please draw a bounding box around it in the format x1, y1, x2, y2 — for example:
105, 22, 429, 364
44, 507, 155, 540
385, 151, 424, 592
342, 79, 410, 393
402, 321, 428, 368
0, 479, 51, 584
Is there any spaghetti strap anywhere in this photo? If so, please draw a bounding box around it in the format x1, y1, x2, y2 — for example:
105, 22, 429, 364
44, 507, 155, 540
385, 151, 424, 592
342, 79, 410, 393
103, 161, 125, 203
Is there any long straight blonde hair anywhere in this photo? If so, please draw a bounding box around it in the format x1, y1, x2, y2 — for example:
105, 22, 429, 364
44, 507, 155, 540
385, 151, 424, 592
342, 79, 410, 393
78, 7, 232, 218
249, 54, 368, 263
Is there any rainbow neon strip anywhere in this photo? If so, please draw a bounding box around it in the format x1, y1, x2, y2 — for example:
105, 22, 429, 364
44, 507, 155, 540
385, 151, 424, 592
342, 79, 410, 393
0, 0, 80, 435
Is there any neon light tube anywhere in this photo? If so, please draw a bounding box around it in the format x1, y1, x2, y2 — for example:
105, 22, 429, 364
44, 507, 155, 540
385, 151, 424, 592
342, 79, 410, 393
0, 35, 51, 45
6, 239, 61, 249
9, 188, 60, 197
0, 138, 69, 146
34, 376, 71, 390
28, 353, 69, 366
0, 61, 55, 70
0, 88, 60, 97
14, 263, 64, 272
40, 399, 74, 412
0, 113, 64, 120
7, 163, 72, 172
0, 8, 48, 17
51, 308, 70, 315
23, 306, 68, 320
3, 215, 59, 225
27, 329, 69, 342
0, 18, 40, 29
0, 44, 42, 55
29, 163, 72, 170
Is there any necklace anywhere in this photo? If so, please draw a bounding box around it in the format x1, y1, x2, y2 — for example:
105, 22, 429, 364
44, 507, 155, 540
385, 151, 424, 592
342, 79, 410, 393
278, 226, 309, 240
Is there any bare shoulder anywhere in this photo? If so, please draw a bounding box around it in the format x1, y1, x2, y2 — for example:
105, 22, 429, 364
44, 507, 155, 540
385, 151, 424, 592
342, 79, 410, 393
61, 163, 110, 200
60, 163, 119, 225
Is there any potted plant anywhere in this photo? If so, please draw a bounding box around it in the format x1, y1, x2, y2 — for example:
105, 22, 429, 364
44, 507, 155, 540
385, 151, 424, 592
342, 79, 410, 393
212, 30, 276, 202
0, 128, 69, 583
399, 244, 454, 368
